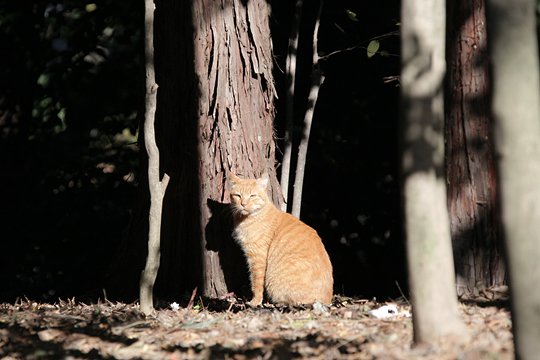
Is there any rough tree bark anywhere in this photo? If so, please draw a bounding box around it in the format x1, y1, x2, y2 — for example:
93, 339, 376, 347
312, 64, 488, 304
191, 0, 282, 298
445, 0, 505, 298
401, 0, 467, 344
487, 0, 540, 358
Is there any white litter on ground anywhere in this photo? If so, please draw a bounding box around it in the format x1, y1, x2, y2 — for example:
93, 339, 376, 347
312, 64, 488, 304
369, 303, 411, 319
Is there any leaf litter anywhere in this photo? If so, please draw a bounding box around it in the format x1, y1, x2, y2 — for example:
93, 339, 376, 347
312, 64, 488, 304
0, 294, 513, 359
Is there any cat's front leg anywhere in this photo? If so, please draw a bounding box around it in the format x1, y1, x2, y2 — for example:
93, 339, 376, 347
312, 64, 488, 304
246, 257, 265, 307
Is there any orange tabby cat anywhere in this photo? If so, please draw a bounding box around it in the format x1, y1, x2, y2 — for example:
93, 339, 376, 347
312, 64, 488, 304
228, 173, 333, 306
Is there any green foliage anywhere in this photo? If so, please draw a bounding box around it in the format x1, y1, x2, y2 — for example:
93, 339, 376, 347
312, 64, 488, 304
367, 40, 380, 58
345, 9, 359, 22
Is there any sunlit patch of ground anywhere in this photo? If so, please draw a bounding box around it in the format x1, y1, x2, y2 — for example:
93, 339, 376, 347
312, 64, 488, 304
0, 295, 513, 359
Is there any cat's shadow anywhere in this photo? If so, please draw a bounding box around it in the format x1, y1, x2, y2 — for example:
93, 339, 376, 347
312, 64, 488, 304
205, 199, 250, 298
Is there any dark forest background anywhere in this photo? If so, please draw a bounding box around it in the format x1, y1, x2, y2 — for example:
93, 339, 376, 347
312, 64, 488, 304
0, 0, 403, 302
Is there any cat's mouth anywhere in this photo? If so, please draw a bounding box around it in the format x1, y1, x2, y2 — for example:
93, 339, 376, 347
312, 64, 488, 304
232, 206, 251, 216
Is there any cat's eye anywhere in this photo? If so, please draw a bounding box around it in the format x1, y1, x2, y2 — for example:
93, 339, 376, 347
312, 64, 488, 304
231, 193, 241, 198
250, 194, 257, 198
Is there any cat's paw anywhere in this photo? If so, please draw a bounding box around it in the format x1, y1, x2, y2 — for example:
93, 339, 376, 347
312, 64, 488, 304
247, 298, 263, 307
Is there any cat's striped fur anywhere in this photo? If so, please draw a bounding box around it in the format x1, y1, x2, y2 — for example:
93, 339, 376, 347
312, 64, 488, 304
228, 173, 333, 306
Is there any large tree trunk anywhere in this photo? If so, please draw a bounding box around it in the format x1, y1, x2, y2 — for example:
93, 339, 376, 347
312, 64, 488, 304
401, 0, 466, 344
445, 0, 505, 298
111, 0, 281, 300
487, 0, 540, 358
191, 0, 281, 298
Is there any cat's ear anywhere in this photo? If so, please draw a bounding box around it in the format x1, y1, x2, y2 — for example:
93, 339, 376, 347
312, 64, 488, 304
228, 173, 241, 188
256, 172, 269, 189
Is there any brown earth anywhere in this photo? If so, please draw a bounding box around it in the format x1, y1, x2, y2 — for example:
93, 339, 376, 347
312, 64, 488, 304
0, 294, 513, 360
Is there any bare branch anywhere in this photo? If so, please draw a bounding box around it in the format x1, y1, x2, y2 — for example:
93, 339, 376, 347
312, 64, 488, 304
139, 0, 169, 316
280, 0, 303, 212
291, 0, 324, 218
319, 31, 400, 61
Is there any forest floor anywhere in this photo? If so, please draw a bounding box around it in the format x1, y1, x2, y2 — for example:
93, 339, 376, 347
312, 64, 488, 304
0, 290, 513, 360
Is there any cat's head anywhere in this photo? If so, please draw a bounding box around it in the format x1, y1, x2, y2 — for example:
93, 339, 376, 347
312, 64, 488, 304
228, 173, 270, 216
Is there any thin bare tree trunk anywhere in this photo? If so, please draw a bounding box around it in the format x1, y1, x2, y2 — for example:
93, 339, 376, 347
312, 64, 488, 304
280, 0, 303, 212
446, 0, 505, 299
487, 0, 540, 358
139, 0, 170, 315
291, 0, 324, 219
401, 0, 466, 344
